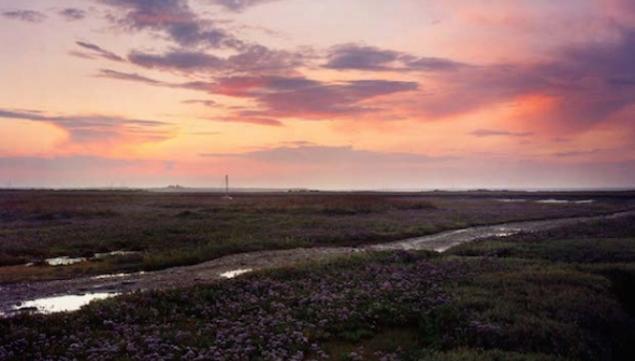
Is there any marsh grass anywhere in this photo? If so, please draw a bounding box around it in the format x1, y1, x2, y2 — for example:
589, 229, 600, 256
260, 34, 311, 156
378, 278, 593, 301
3, 193, 635, 359
2, 190, 632, 282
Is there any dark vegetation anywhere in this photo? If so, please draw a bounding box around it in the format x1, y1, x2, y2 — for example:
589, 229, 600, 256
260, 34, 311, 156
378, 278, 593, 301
448, 213, 635, 356
1, 190, 633, 282
2, 206, 635, 360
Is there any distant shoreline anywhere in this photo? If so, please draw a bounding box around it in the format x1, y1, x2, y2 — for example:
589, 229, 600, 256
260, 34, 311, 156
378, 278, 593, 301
1, 187, 634, 193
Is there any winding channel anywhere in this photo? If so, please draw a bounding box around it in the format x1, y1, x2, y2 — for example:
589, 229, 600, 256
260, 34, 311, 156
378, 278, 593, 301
2, 210, 634, 316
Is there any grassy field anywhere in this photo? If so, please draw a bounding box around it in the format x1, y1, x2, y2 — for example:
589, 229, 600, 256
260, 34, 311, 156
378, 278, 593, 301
1, 190, 633, 282
2, 211, 635, 360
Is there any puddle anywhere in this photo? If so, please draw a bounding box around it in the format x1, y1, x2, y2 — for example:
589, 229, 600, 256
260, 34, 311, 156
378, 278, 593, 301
498, 198, 595, 205
91, 271, 145, 280
43, 250, 139, 267
494, 231, 519, 237
220, 269, 253, 279
536, 199, 595, 204
45, 256, 87, 266
93, 251, 138, 259
574, 200, 595, 204
493, 226, 522, 238
536, 199, 572, 204
91, 273, 128, 280
12, 292, 119, 314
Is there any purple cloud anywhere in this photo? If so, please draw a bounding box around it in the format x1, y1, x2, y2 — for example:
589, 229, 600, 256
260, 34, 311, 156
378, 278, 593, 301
75, 41, 125, 62
59, 8, 86, 21
129, 50, 224, 70
225, 45, 305, 73
325, 44, 400, 70
2, 10, 46, 23
253, 78, 418, 118
325, 44, 465, 72
127, 45, 304, 73
96, 69, 167, 86
209, 0, 281, 12
100, 0, 241, 48
96, 70, 418, 119
206, 76, 418, 119
0, 108, 172, 142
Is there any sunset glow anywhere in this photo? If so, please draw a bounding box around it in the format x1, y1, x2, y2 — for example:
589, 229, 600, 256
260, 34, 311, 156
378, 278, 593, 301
1, 0, 635, 189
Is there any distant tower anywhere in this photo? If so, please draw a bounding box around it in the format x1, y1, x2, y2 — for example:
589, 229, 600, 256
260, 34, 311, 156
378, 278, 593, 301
223, 174, 233, 200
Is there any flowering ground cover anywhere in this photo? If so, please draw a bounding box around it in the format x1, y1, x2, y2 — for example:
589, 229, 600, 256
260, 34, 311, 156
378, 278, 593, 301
1, 245, 634, 360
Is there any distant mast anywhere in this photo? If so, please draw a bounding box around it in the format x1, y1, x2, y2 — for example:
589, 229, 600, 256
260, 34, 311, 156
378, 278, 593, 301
223, 174, 233, 200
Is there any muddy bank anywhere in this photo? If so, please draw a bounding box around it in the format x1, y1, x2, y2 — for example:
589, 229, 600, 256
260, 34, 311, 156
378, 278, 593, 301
2, 210, 634, 316
0, 248, 357, 316
371, 210, 635, 252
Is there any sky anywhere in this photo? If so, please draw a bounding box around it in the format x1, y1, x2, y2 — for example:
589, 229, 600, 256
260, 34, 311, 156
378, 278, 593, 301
1, 0, 635, 189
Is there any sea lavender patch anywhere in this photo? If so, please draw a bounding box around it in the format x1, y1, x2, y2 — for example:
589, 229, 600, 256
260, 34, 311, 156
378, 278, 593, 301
0, 252, 461, 360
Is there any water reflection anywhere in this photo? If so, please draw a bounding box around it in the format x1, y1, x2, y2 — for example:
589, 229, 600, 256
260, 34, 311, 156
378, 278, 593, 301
43, 250, 139, 267
220, 269, 253, 279
13, 293, 119, 314
536, 199, 595, 204
91, 271, 145, 280
497, 198, 595, 205
93, 251, 137, 259
45, 256, 87, 266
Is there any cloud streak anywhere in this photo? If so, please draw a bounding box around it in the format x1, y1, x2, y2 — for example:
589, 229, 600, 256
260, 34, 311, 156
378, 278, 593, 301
204, 116, 283, 126
470, 129, 533, 138
202, 144, 447, 164
0, 108, 173, 143
209, 76, 419, 119
209, 0, 282, 12
97, 70, 418, 120
59, 8, 87, 21
182, 99, 217, 107
97, 69, 167, 85
99, 0, 242, 48
127, 45, 305, 74
325, 44, 466, 72
128, 49, 224, 70
2, 10, 46, 23
75, 41, 125, 62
